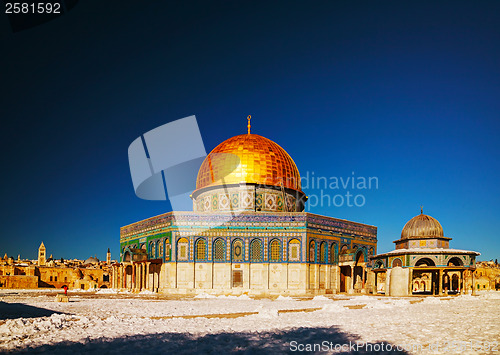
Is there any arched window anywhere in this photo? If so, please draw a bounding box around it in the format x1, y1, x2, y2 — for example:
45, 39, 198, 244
213, 239, 225, 262
195, 239, 206, 261
392, 258, 402, 267
288, 239, 300, 261
355, 250, 365, 265
330, 244, 336, 264
158, 240, 164, 259
232, 239, 243, 262
149, 242, 156, 259
250, 239, 262, 262
415, 257, 435, 267
269, 239, 281, 262
319, 242, 327, 263
177, 238, 189, 261
309, 241, 316, 262
448, 257, 463, 266
165, 240, 171, 261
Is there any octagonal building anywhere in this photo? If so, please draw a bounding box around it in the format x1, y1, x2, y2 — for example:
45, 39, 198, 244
113, 124, 377, 295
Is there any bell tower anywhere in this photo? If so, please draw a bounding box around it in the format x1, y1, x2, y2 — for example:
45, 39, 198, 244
38, 242, 46, 266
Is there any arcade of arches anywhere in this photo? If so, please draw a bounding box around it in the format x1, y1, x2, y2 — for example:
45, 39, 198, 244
371, 211, 479, 296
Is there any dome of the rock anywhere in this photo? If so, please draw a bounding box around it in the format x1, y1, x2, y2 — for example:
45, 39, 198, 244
195, 133, 302, 192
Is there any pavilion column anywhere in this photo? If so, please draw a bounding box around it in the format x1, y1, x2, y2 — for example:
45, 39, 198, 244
132, 264, 136, 290
146, 262, 150, 291
408, 268, 413, 295
137, 265, 141, 291
348, 266, 354, 294
438, 269, 443, 295
472, 270, 476, 295
141, 264, 145, 290
136, 265, 140, 290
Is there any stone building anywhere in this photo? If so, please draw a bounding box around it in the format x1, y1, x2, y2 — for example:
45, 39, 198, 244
0, 244, 112, 290
113, 124, 377, 295
472, 261, 500, 291
370, 209, 480, 296
38, 242, 46, 266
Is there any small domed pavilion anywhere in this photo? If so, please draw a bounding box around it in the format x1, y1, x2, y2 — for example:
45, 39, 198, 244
370, 208, 480, 296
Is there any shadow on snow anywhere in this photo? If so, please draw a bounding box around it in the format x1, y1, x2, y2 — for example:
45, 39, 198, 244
12, 326, 410, 355
0, 301, 65, 320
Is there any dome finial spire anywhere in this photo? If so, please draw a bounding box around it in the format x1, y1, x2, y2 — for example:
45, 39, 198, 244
420, 205, 423, 214
247, 115, 251, 134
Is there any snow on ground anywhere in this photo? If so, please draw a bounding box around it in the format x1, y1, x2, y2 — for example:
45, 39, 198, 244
0, 290, 499, 354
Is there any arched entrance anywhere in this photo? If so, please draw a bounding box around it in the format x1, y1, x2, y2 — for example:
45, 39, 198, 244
124, 265, 132, 289
339, 245, 350, 293
415, 257, 436, 267
353, 250, 365, 292
451, 274, 459, 292
448, 257, 463, 267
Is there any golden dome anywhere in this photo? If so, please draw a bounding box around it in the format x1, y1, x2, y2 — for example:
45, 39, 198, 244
401, 212, 444, 240
195, 133, 302, 192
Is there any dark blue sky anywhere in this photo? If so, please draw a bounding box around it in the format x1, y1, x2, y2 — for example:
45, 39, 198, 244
1, 1, 499, 261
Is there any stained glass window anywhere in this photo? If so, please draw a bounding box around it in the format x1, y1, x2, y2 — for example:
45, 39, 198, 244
213, 239, 225, 261
165, 242, 170, 261
309, 241, 315, 262
320, 242, 327, 263
270, 239, 280, 261
330, 244, 336, 264
150, 242, 156, 259
288, 239, 300, 261
196, 239, 206, 261
232, 239, 243, 262
250, 239, 262, 262
158, 240, 164, 259
177, 238, 188, 261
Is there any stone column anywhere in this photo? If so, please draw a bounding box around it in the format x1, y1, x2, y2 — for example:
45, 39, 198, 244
146, 262, 150, 290
438, 269, 443, 296
132, 264, 136, 290
472, 270, 476, 295
408, 268, 413, 295
347, 265, 354, 294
